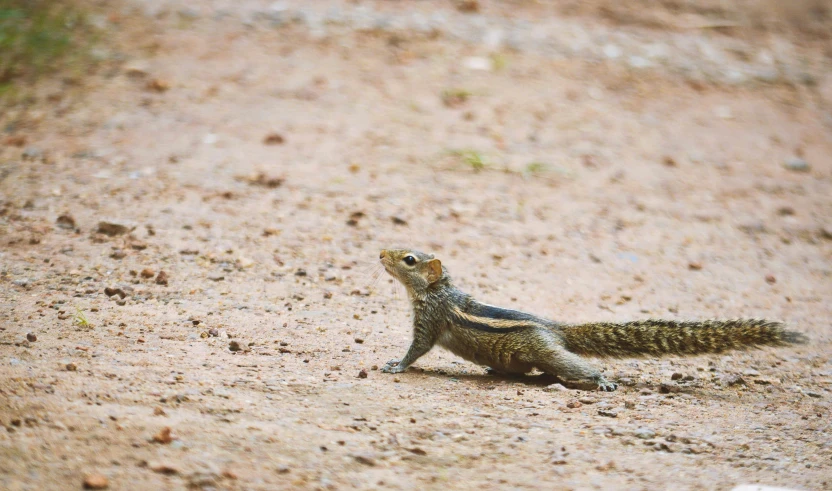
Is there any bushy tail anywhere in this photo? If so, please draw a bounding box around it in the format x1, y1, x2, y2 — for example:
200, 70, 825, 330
561, 319, 807, 358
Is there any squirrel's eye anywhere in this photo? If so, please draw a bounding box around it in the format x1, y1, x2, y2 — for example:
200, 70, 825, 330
403, 255, 416, 266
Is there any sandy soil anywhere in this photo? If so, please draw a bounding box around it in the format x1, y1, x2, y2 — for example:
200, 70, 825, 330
1, 1, 831, 489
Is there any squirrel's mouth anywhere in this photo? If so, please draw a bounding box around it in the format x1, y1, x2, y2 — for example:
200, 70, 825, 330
379, 259, 398, 279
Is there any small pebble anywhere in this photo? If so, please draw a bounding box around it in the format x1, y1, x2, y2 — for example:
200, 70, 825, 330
97, 221, 132, 236
456, 0, 479, 13
566, 401, 582, 409
146, 79, 170, 92
463, 56, 492, 71
22, 146, 44, 161
152, 427, 174, 444
66, 362, 78, 371
229, 341, 241, 352
104, 287, 126, 299
671, 372, 683, 380
765, 274, 776, 284
352, 454, 377, 466
140, 268, 155, 279
149, 462, 179, 475
155, 271, 169, 286
354, 337, 364, 344
783, 157, 810, 172
83, 473, 109, 489
721, 374, 746, 386
357, 369, 368, 379
688, 262, 702, 271
26, 332, 37, 342
243, 172, 284, 188
56, 214, 76, 230
634, 428, 656, 439
263, 132, 285, 145
603, 44, 622, 59
658, 383, 680, 394
208, 328, 219, 337
598, 408, 619, 418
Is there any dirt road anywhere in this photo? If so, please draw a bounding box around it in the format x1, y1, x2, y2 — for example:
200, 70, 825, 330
1, 1, 830, 489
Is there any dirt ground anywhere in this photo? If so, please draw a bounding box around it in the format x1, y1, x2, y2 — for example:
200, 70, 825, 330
1, 1, 831, 489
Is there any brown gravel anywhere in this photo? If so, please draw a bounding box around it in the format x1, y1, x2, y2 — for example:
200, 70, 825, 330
151, 427, 174, 444
82, 474, 109, 489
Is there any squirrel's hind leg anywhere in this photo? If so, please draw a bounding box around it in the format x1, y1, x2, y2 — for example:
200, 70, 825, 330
528, 345, 618, 392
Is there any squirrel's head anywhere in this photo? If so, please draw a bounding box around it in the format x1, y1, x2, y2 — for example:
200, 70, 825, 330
379, 249, 445, 297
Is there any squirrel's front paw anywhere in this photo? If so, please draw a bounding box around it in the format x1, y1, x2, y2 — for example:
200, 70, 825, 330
381, 359, 406, 374
597, 380, 618, 392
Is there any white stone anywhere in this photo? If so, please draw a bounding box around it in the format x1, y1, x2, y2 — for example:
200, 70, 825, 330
603, 44, 622, 59
463, 56, 492, 71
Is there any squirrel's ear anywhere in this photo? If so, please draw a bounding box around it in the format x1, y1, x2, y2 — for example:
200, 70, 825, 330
425, 259, 443, 284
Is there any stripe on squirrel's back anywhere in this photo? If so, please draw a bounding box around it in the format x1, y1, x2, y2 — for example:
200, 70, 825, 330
467, 303, 543, 322
451, 305, 543, 333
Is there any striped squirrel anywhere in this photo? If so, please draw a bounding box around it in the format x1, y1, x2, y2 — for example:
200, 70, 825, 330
378, 249, 806, 391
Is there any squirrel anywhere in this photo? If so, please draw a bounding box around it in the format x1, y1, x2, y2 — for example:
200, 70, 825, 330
378, 249, 806, 391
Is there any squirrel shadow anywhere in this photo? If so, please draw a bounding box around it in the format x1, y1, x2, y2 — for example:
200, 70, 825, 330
409, 366, 596, 390
405, 366, 746, 399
